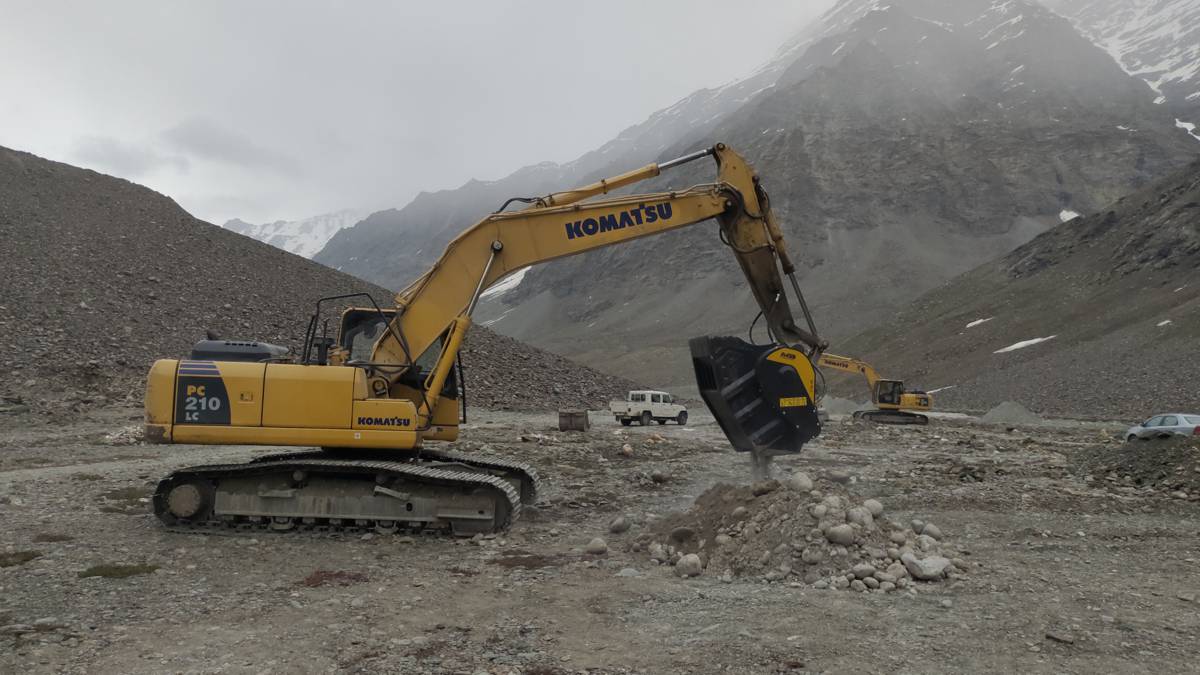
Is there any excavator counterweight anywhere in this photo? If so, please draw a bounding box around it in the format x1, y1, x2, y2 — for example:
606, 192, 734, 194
145, 144, 825, 535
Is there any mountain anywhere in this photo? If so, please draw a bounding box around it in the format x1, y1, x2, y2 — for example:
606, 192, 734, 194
223, 209, 368, 259
0, 146, 637, 415
1039, 0, 1200, 116
317, 0, 1198, 394
839, 157, 1199, 419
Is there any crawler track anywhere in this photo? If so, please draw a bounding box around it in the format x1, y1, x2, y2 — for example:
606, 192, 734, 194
154, 450, 539, 536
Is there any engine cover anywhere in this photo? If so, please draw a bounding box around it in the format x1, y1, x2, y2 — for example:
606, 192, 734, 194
188, 340, 289, 363
690, 336, 821, 456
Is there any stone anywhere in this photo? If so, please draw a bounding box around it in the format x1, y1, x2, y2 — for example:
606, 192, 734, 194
585, 538, 609, 555
620, 444, 634, 457
812, 504, 828, 518
813, 579, 830, 589
800, 547, 825, 564
940, 599, 953, 609
827, 470, 851, 484
875, 572, 897, 584
916, 534, 938, 551
825, 524, 855, 546
833, 576, 851, 590
863, 499, 884, 516
911, 519, 925, 533
922, 523, 943, 540
901, 553, 951, 581
863, 577, 880, 589
887, 548, 901, 560
715, 533, 733, 547
879, 581, 896, 592
615, 568, 640, 578
751, 480, 780, 497
787, 471, 814, 492
850, 579, 867, 592
670, 527, 696, 542
731, 506, 748, 519
851, 563, 876, 579
675, 554, 703, 577
846, 507, 874, 529
608, 516, 631, 534
889, 531, 908, 545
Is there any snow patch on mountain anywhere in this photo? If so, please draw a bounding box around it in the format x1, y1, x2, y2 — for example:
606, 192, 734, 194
224, 209, 369, 259
994, 336, 1057, 353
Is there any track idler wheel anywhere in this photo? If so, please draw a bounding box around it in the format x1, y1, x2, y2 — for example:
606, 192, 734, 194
155, 478, 216, 525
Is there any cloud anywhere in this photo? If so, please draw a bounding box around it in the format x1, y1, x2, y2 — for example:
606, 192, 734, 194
71, 135, 189, 177
162, 118, 301, 176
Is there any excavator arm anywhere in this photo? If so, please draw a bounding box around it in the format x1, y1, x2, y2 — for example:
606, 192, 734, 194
358, 144, 826, 456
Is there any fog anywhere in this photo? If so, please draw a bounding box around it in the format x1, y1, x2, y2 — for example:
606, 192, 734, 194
0, 1, 834, 224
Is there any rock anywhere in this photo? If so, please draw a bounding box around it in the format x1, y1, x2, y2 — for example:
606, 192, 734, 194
800, 547, 825, 564
669, 527, 696, 542
889, 531, 908, 545
825, 524, 855, 546
585, 538, 609, 555
1045, 631, 1075, 644
879, 581, 896, 592
851, 563, 876, 579
911, 519, 925, 533
922, 523, 943, 540
875, 572, 896, 584
846, 507, 874, 529
608, 516, 631, 534
813, 579, 830, 590
715, 533, 733, 547
731, 506, 748, 519
850, 579, 867, 592
675, 554, 704, 578
615, 568, 640, 578
620, 444, 634, 457
901, 553, 951, 581
786, 471, 814, 492
863, 576, 880, 589
649, 543, 668, 563
751, 480, 780, 497
827, 470, 851, 484
650, 471, 669, 484
863, 499, 884, 516
887, 548, 901, 560
916, 534, 938, 552
940, 599, 953, 609
812, 504, 828, 518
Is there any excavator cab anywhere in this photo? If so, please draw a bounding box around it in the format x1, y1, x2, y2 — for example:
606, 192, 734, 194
875, 380, 905, 408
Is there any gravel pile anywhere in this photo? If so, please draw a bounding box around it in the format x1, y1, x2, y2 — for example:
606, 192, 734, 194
637, 472, 970, 591
0, 146, 636, 415
980, 401, 1043, 426
1073, 437, 1200, 499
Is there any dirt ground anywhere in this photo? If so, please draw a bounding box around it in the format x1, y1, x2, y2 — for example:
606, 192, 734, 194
2, 406, 1199, 674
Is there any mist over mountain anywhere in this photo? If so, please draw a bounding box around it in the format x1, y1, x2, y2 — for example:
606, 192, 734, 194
223, 209, 368, 259
1040, 0, 1200, 117
317, 0, 1198, 392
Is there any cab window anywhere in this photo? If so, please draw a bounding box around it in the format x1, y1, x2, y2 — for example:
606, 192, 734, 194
631, 393, 645, 402
651, 394, 662, 403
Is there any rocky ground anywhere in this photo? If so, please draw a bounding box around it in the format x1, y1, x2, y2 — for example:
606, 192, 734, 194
2, 405, 1199, 674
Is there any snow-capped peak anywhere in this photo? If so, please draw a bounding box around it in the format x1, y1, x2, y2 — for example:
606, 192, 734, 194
223, 209, 369, 259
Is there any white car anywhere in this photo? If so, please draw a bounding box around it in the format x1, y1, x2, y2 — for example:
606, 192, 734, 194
1124, 414, 1200, 442
610, 390, 687, 426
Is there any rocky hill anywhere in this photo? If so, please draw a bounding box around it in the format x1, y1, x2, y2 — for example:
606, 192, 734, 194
841, 157, 1200, 419
315, 0, 1197, 394
223, 209, 368, 259
1040, 0, 1200, 117
0, 146, 637, 417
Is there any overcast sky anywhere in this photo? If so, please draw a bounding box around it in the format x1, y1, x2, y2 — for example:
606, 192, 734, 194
0, 1, 833, 224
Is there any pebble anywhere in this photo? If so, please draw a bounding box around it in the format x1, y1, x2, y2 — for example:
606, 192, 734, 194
901, 553, 951, 581
585, 538, 609, 555
850, 579, 867, 592
752, 480, 780, 496
922, 523, 943, 540
889, 531, 908, 545
609, 516, 631, 534
715, 533, 733, 547
670, 527, 696, 542
879, 581, 896, 592
846, 507, 874, 529
787, 471, 814, 492
940, 599, 953, 609
825, 524, 856, 546
827, 470, 851, 484
731, 506, 748, 519
675, 554, 704, 578
863, 577, 880, 589
911, 519, 926, 534
863, 499, 884, 516
851, 563, 876, 579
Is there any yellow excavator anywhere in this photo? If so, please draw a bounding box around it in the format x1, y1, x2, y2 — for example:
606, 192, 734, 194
145, 144, 828, 535
817, 353, 933, 425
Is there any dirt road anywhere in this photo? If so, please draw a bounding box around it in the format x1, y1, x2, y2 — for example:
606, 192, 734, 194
2, 408, 1198, 674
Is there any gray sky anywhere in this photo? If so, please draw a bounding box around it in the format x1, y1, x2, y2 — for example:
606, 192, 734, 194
0, 1, 833, 224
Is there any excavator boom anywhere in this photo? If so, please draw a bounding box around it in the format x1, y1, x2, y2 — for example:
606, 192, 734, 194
144, 143, 826, 535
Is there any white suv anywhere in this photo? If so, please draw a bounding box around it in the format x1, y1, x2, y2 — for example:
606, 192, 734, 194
610, 390, 687, 426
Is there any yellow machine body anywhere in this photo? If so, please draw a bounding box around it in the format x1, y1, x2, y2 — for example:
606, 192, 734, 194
146, 359, 422, 449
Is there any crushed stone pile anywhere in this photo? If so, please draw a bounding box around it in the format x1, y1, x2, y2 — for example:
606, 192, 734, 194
0, 146, 638, 416
1073, 437, 1200, 499
980, 401, 1043, 426
635, 472, 971, 592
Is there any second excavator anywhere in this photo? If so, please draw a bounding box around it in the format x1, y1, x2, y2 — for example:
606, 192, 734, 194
144, 143, 828, 536
817, 353, 933, 425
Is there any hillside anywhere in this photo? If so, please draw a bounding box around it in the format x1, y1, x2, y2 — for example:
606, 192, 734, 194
317, 0, 1198, 394
841, 158, 1200, 419
0, 146, 637, 416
